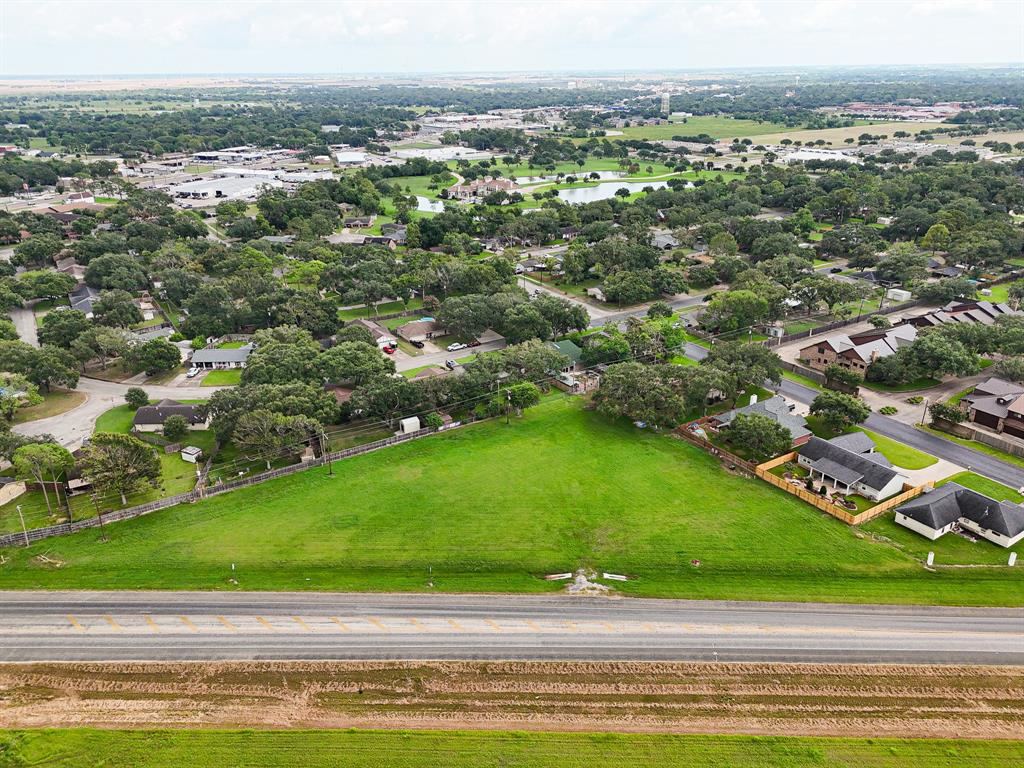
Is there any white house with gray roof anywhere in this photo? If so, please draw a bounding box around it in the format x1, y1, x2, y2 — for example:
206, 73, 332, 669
895, 482, 1024, 548
190, 344, 254, 370
797, 434, 907, 501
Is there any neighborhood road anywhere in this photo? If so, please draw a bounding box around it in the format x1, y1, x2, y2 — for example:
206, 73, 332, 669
0, 592, 1020, 664
394, 339, 506, 372
13, 376, 230, 450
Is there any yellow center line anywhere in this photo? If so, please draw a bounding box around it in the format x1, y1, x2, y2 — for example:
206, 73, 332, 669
525, 619, 541, 632
642, 623, 655, 633
600, 621, 615, 632
144, 615, 160, 633
179, 616, 198, 632
292, 616, 311, 632
256, 616, 276, 631
563, 620, 579, 633
329, 617, 350, 632
67, 615, 85, 631
217, 616, 238, 632
447, 618, 464, 631
408, 618, 427, 632
367, 618, 389, 632
103, 615, 123, 631
485, 619, 502, 633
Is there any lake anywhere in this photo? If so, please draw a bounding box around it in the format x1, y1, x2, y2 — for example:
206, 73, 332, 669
556, 180, 676, 204
514, 170, 625, 184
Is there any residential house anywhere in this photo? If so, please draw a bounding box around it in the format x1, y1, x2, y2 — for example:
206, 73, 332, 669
708, 394, 812, 447
799, 324, 918, 373
190, 344, 254, 370
396, 319, 446, 343
796, 434, 907, 501
412, 366, 448, 380
132, 399, 209, 433
894, 482, 1024, 548
548, 340, 583, 373
68, 284, 102, 319
652, 232, 680, 250
343, 216, 375, 228
54, 256, 86, 283
960, 377, 1024, 440
908, 300, 1022, 330
135, 292, 159, 322
448, 177, 518, 201
362, 235, 398, 250
348, 318, 396, 349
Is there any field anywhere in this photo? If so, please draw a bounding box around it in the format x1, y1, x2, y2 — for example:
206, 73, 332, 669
614, 115, 793, 142
3, 729, 1020, 767
753, 121, 948, 146
1, 660, 1022, 744
0, 399, 1020, 604
927, 128, 1024, 148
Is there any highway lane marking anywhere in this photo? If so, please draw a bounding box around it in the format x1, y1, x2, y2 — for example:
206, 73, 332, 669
447, 618, 464, 631
256, 616, 276, 631
217, 616, 238, 632
563, 621, 579, 633
179, 616, 198, 632
329, 617, 350, 632
408, 618, 427, 632
292, 617, 311, 632
525, 620, 541, 633
367, 618, 389, 632
600, 622, 615, 632
485, 619, 502, 633
144, 615, 160, 633
103, 615, 123, 631
67, 615, 85, 632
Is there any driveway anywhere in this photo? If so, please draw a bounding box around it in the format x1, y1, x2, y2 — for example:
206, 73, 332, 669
9, 307, 38, 347
395, 338, 506, 372
13, 376, 231, 450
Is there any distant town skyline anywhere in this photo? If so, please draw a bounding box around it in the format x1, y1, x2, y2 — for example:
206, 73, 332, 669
2, 0, 1022, 77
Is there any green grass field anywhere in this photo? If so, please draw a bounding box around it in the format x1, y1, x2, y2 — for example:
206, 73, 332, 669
9, 389, 86, 425
857, 428, 937, 470
2, 730, 1021, 768
338, 298, 424, 322
1, 399, 1019, 604
614, 115, 793, 142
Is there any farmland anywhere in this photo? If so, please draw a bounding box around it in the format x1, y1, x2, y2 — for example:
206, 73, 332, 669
0, 399, 1019, 605
613, 115, 793, 141
752, 121, 948, 146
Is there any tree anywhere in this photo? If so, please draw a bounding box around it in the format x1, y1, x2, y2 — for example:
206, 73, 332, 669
78, 432, 161, 505
647, 300, 672, 319
502, 381, 541, 416
727, 413, 792, 461
16, 270, 77, 300
920, 223, 951, 255
809, 390, 870, 432
37, 309, 91, 348
13, 233, 62, 268
207, 382, 337, 442
702, 341, 782, 396
335, 324, 377, 346
125, 387, 149, 409
350, 376, 422, 426
0, 373, 40, 421
902, 333, 979, 380
824, 363, 863, 389
123, 339, 181, 376
12, 443, 74, 519
700, 290, 769, 333
531, 294, 588, 335
915, 277, 976, 304
1007, 281, 1024, 311
319, 341, 394, 386
601, 270, 655, 306
501, 303, 552, 344
594, 361, 687, 428
233, 410, 319, 470
708, 232, 738, 258
162, 414, 189, 442
92, 289, 143, 327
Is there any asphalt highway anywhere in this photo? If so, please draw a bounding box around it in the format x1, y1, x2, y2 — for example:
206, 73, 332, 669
0, 592, 1020, 664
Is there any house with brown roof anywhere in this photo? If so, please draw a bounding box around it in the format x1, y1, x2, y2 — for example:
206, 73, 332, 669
449, 177, 518, 201
396, 319, 446, 343
960, 377, 1024, 440
908, 300, 1021, 329
799, 324, 917, 374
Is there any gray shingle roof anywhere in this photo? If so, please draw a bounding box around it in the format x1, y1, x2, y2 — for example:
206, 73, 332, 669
713, 395, 810, 442
798, 435, 902, 493
897, 482, 1024, 539
132, 399, 205, 426
191, 344, 254, 365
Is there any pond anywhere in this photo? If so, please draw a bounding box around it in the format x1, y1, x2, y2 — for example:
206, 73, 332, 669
555, 180, 679, 204
415, 195, 446, 213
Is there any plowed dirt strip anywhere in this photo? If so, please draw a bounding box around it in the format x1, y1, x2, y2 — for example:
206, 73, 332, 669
1, 661, 1021, 739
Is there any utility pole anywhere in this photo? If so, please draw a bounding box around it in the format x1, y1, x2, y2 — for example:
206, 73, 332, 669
506, 389, 512, 426
920, 397, 929, 426
16, 505, 28, 548
320, 431, 334, 476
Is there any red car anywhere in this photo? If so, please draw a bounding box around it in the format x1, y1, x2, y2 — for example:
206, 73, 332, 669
383, 345, 397, 355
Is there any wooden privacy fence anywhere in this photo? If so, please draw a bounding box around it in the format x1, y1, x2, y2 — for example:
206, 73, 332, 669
755, 452, 931, 525
0, 427, 441, 549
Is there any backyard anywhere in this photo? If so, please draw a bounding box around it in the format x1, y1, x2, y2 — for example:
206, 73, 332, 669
0, 399, 1019, 605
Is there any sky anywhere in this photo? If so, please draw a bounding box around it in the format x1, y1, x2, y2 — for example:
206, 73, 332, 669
0, 0, 1021, 77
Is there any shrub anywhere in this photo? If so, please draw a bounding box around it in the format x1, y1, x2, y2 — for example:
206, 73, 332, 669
929, 401, 966, 424
191, 336, 208, 350
124, 387, 149, 410
878, 406, 898, 415
423, 412, 444, 429
906, 396, 924, 405
162, 414, 189, 442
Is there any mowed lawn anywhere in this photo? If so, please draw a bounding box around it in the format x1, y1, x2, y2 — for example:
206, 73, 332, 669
4, 730, 1022, 768
0, 400, 1020, 605
615, 115, 792, 141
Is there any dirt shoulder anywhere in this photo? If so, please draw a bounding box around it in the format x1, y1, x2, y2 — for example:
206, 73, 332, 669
1, 661, 1021, 739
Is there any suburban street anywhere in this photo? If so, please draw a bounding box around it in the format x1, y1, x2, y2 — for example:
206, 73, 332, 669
12, 375, 230, 449
0, 592, 1020, 664
394, 338, 506, 372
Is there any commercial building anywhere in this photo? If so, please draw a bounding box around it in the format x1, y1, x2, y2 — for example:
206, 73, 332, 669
168, 176, 283, 205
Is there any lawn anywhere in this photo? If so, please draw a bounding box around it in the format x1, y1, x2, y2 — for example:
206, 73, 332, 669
782, 370, 823, 390
10, 389, 86, 424
614, 115, 792, 142
863, 377, 942, 393
856, 428, 937, 470
864, 472, 1022, 567
93, 403, 139, 434
4, 730, 1021, 768
917, 425, 1024, 470
754, 121, 947, 146
1, 399, 1020, 605
338, 298, 424, 322
200, 369, 242, 386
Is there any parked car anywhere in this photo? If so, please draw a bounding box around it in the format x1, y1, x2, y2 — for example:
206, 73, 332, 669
447, 342, 468, 351
445, 359, 459, 370
468, 340, 481, 347
830, 267, 843, 274
410, 339, 425, 349
186, 367, 200, 378
383, 344, 397, 355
